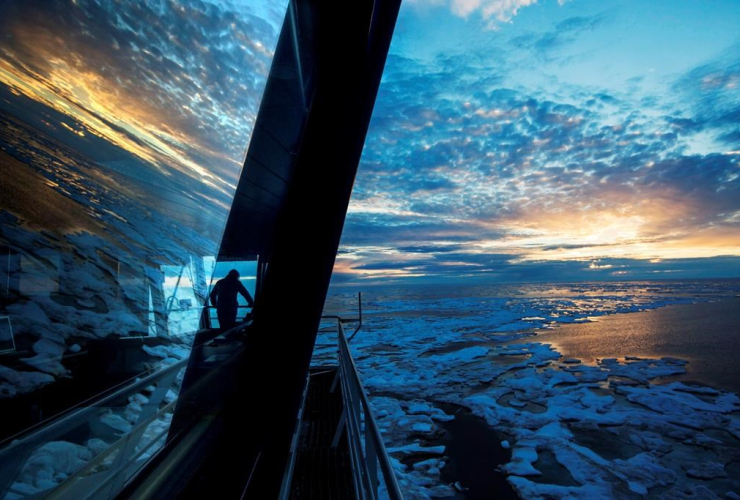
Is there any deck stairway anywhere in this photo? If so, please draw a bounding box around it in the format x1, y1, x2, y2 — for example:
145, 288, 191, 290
280, 316, 403, 500
285, 368, 355, 499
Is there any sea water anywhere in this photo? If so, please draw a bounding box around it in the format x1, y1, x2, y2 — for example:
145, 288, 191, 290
324, 280, 740, 499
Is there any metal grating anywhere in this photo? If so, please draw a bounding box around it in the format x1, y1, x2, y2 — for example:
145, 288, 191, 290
288, 369, 356, 500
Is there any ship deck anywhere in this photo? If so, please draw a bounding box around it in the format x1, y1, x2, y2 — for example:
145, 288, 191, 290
287, 368, 356, 499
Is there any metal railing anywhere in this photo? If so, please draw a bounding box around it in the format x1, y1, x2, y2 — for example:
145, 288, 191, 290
0, 320, 250, 500
0, 359, 187, 500
203, 304, 252, 330
331, 318, 403, 500
0, 300, 401, 500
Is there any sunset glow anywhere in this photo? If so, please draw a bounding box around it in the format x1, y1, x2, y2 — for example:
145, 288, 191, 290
333, 0, 740, 283
1, 0, 738, 284
0, 0, 284, 203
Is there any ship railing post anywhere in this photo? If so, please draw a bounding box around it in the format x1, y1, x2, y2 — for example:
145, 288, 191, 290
332, 408, 347, 448
331, 318, 348, 448
335, 313, 403, 499
366, 422, 378, 498
331, 318, 341, 392
330, 369, 340, 393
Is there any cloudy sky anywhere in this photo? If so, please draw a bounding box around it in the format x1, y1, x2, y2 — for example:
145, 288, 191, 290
335, 0, 740, 283
0, 0, 285, 207
1, 0, 739, 283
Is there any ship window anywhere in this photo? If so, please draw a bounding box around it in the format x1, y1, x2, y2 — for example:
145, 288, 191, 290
0, 0, 289, 492
205, 257, 259, 329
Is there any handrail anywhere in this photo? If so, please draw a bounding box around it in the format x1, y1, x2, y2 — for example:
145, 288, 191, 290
0, 309, 398, 499
0, 320, 251, 499
348, 291, 363, 342
0, 360, 186, 499
335, 318, 403, 500
0, 319, 249, 449
0, 359, 186, 454
203, 305, 252, 308
202, 304, 252, 330
43, 399, 178, 500
321, 291, 363, 342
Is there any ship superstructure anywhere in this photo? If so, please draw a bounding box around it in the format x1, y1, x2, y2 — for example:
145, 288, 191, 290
0, 0, 402, 497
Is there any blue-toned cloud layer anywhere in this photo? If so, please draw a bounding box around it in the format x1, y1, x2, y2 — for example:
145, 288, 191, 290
336, 0, 740, 283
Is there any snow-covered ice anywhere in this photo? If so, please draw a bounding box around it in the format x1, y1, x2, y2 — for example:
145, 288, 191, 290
323, 283, 740, 499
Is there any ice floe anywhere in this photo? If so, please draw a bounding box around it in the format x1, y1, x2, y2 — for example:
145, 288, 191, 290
329, 285, 740, 499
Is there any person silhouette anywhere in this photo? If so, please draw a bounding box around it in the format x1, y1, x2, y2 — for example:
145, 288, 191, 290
209, 269, 254, 332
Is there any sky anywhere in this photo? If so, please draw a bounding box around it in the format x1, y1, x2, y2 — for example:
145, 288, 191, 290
0, 0, 739, 284
0, 0, 285, 208
334, 0, 740, 284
